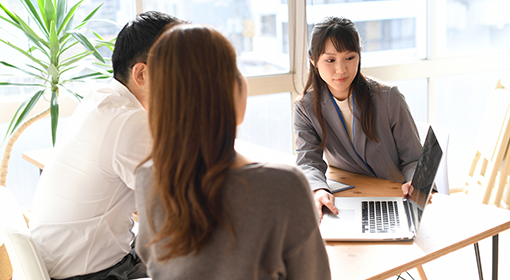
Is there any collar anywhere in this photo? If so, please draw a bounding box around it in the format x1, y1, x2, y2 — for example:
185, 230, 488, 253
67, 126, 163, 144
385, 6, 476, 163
109, 79, 146, 111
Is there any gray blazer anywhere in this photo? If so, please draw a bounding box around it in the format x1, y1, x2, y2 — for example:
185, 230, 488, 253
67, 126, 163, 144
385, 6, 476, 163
294, 79, 422, 192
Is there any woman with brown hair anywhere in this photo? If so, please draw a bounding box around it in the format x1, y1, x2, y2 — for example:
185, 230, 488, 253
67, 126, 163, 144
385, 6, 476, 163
134, 24, 331, 280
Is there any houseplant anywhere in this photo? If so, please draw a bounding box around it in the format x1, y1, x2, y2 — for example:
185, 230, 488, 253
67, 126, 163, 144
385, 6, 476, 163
0, 0, 114, 185
0, 1, 114, 277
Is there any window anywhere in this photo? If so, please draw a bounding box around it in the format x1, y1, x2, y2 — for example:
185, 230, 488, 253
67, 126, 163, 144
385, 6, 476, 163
440, 0, 510, 57
261, 14, 277, 37
143, 0, 290, 77
142, 0, 294, 153
306, 0, 427, 67
3, 0, 510, 193
237, 92, 293, 154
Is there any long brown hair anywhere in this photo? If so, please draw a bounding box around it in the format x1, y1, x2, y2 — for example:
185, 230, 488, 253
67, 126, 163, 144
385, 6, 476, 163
301, 16, 377, 147
146, 24, 238, 260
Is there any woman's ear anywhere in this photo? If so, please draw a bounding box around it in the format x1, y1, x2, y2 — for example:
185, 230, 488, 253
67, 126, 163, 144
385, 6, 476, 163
309, 55, 316, 67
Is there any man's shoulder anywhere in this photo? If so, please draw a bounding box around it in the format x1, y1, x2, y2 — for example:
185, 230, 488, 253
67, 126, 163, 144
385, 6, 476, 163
76, 86, 146, 124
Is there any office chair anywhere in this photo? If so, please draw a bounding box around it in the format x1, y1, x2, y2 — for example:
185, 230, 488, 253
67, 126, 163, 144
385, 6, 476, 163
416, 122, 450, 195
0, 186, 50, 280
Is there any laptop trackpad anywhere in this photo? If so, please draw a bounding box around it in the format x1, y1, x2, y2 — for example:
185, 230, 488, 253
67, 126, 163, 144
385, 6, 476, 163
336, 210, 355, 222
324, 209, 355, 222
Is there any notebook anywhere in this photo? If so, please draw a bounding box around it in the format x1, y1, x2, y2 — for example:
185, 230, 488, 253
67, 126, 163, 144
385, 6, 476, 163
320, 126, 443, 241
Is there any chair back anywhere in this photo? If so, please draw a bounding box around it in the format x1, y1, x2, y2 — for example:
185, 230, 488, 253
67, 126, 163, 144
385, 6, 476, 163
465, 78, 510, 206
0, 187, 50, 280
416, 122, 450, 195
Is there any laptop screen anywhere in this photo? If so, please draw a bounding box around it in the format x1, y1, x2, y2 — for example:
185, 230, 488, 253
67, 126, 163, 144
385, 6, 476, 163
407, 126, 443, 233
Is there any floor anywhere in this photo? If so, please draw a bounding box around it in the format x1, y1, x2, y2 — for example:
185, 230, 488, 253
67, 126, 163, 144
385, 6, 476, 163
389, 193, 510, 280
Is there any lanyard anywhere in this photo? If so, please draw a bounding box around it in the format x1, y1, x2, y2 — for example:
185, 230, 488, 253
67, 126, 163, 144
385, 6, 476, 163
329, 92, 377, 177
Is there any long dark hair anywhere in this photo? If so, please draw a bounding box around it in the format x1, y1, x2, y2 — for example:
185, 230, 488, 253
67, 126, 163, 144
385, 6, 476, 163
145, 24, 238, 260
301, 16, 377, 147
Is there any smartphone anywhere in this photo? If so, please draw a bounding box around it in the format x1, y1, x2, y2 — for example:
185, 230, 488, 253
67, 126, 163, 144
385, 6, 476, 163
327, 178, 355, 194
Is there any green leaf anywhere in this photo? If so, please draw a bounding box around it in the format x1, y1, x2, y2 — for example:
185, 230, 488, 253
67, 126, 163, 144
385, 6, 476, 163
93, 35, 116, 52
0, 15, 20, 30
50, 88, 59, 146
0, 82, 46, 86
43, 0, 56, 30
55, 0, 65, 30
60, 84, 83, 102
0, 38, 48, 69
7, 89, 45, 141
27, 46, 38, 53
92, 61, 113, 68
36, 0, 47, 28
63, 71, 108, 81
19, 0, 48, 36
67, 30, 105, 63
48, 63, 59, 84
0, 61, 46, 80
78, 3, 103, 27
0, 3, 20, 24
59, 65, 77, 76
57, 0, 83, 35
49, 20, 59, 65
85, 64, 112, 77
59, 38, 77, 54
60, 50, 92, 68
62, 13, 75, 37
1, 98, 29, 147
95, 39, 115, 47
14, 14, 50, 51
25, 64, 47, 74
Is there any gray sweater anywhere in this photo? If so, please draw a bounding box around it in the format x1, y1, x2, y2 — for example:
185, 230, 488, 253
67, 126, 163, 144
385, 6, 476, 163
135, 161, 331, 280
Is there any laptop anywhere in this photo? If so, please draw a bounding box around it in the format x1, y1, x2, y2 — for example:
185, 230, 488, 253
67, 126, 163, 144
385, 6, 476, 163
320, 126, 443, 241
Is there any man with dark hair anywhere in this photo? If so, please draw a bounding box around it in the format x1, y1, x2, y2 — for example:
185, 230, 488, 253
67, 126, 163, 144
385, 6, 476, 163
29, 11, 183, 280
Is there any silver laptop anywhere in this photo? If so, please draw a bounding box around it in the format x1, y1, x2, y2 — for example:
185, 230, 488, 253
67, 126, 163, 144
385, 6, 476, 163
320, 126, 443, 241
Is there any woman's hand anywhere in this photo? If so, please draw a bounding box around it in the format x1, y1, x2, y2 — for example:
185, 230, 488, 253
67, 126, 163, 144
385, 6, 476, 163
314, 189, 339, 221
401, 181, 414, 198
402, 181, 433, 203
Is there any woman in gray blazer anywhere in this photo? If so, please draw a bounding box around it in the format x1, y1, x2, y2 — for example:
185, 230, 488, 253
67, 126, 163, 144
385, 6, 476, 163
294, 16, 422, 219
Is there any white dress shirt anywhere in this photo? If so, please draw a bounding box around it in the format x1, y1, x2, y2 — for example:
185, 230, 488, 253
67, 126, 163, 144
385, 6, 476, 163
29, 79, 152, 279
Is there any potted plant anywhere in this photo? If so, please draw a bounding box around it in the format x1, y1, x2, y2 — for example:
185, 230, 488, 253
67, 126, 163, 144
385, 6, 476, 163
0, 0, 114, 186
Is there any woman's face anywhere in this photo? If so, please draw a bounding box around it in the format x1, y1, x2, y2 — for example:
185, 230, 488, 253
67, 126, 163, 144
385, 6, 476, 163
314, 38, 359, 100
234, 73, 248, 126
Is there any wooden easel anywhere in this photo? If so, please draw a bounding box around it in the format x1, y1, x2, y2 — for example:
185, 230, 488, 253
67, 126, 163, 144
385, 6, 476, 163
465, 78, 510, 208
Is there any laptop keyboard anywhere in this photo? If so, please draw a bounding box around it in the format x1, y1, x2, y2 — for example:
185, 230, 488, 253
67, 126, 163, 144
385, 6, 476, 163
362, 201, 400, 233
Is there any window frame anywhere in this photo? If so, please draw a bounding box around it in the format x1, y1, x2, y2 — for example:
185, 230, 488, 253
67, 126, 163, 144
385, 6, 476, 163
1, 0, 510, 128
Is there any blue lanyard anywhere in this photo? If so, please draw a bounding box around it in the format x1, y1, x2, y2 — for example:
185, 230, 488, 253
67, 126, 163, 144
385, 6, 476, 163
329, 92, 377, 177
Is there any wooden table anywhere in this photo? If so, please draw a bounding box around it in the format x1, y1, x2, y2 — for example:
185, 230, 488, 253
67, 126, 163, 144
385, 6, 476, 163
21, 140, 296, 171
22, 147, 52, 171
22, 146, 510, 280
327, 167, 510, 280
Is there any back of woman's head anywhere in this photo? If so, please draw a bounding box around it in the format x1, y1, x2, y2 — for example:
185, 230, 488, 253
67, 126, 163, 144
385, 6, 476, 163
149, 24, 238, 153
147, 24, 239, 260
